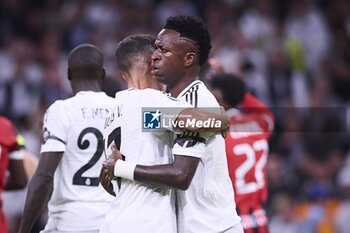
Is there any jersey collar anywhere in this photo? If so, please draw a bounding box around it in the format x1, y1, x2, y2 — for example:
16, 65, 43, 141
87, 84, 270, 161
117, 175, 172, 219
76, 91, 102, 96
114, 87, 136, 98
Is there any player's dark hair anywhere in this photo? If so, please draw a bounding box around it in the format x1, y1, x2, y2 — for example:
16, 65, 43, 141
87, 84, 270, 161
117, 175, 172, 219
116, 34, 155, 73
208, 74, 246, 108
68, 44, 103, 71
164, 15, 212, 66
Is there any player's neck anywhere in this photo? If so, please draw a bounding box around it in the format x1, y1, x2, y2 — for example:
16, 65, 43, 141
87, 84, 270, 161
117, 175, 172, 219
72, 81, 101, 94
128, 70, 165, 91
168, 73, 198, 98
127, 79, 147, 89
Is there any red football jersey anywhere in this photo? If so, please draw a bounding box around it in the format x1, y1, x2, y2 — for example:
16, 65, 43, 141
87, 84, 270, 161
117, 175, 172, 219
0, 116, 22, 233
225, 94, 274, 231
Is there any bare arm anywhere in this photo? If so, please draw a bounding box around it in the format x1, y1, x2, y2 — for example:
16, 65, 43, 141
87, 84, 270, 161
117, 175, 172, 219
6, 158, 27, 190
103, 145, 200, 191
18, 152, 63, 233
134, 155, 199, 190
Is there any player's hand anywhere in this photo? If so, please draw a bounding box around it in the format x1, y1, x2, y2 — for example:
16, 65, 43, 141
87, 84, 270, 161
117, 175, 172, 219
103, 145, 123, 179
220, 106, 230, 138
111, 144, 123, 160
99, 166, 116, 196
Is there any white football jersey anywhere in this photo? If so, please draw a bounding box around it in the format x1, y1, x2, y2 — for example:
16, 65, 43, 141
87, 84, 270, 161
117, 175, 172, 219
173, 80, 242, 233
40, 91, 115, 232
100, 88, 194, 233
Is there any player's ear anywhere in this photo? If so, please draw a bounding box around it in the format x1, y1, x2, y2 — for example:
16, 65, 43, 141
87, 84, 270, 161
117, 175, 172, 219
184, 52, 196, 67
67, 68, 72, 80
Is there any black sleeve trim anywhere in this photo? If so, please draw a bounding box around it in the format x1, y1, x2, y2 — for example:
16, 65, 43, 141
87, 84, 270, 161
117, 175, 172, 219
175, 131, 205, 148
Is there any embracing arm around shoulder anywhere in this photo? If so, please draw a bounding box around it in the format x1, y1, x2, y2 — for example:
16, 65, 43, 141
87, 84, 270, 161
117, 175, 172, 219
134, 154, 200, 190
103, 144, 201, 191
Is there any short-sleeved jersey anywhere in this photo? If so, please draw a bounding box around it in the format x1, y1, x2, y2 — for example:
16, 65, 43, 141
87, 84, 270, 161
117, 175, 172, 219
225, 93, 274, 230
100, 88, 196, 233
174, 81, 241, 233
40, 91, 115, 232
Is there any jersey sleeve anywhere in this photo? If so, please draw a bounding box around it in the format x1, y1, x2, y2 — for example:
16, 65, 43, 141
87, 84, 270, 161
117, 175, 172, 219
139, 90, 206, 158
40, 101, 68, 153
172, 132, 206, 158
172, 83, 219, 158
144, 90, 192, 111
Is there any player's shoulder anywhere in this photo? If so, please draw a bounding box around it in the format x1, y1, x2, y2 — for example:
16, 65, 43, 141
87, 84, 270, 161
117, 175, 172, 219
116, 87, 168, 95
46, 99, 66, 114
76, 91, 115, 103
61, 92, 115, 111
115, 88, 139, 98
179, 80, 219, 107
94, 91, 115, 100
98, 92, 115, 106
116, 88, 170, 101
0, 116, 13, 129
42, 99, 71, 127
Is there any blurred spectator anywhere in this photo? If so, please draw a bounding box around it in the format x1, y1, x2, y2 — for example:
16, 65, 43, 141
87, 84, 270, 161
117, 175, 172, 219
334, 153, 350, 233
154, 0, 198, 27
238, 0, 274, 51
269, 193, 299, 233
285, 0, 330, 72
292, 182, 340, 233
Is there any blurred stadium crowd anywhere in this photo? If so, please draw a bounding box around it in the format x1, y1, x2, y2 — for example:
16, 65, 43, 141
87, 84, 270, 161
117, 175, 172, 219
0, 0, 350, 232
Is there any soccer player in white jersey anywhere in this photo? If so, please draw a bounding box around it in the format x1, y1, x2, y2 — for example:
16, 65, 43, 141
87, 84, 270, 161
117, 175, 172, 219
18, 44, 115, 233
103, 16, 243, 233
152, 16, 243, 233
100, 34, 230, 233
